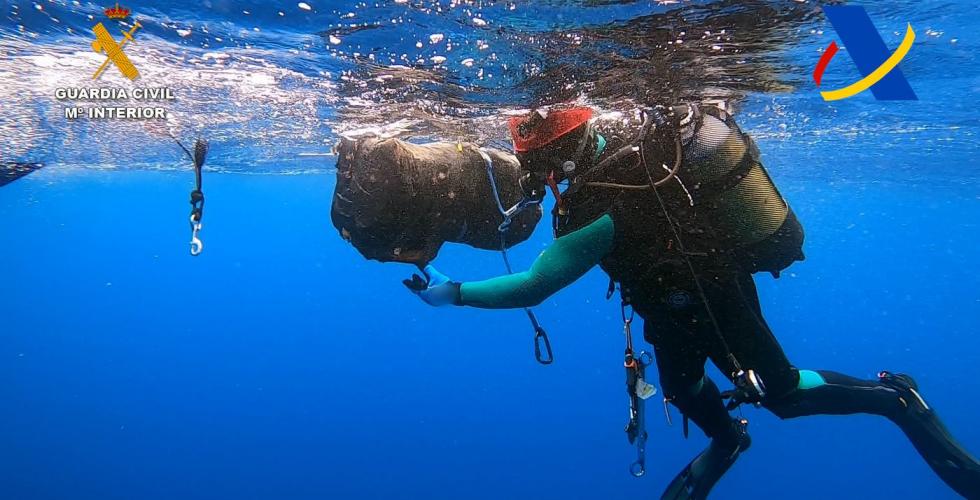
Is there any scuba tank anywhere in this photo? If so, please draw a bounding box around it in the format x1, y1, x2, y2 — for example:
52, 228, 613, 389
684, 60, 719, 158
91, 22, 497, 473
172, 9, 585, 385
651, 103, 804, 277
518, 102, 804, 277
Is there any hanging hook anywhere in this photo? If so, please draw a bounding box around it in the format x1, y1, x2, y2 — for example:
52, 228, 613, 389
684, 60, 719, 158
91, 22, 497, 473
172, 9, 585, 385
173, 135, 208, 257
533, 325, 554, 365
188, 189, 204, 257
189, 215, 203, 256
630, 457, 646, 478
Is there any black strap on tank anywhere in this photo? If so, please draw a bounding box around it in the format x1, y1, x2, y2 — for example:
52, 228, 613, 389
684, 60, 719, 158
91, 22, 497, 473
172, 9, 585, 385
171, 135, 209, 256
480, 147, 554, 365
689, 148, 757, 204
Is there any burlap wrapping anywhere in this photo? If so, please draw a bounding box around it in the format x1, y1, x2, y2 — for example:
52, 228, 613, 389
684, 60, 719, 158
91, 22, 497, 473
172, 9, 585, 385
331, 137, 541, 265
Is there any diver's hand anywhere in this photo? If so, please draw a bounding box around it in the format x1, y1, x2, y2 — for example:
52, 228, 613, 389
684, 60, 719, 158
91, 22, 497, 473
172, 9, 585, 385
403, 264, 461, 307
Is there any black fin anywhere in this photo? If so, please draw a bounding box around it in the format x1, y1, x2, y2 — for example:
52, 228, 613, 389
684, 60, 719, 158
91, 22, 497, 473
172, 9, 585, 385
661, 419, 750, 500
880, 372, 980, 498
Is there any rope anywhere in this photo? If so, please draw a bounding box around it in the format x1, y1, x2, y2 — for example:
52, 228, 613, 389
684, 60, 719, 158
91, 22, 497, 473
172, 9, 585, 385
480, 148, 554, 365
170, 134, 207, 256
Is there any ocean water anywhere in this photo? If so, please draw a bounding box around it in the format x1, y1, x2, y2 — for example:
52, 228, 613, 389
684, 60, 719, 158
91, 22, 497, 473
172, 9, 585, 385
1, 1, 978, 499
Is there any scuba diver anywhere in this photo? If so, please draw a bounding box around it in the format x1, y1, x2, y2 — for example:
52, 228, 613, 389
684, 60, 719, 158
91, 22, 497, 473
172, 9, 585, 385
403, 104, 980, 498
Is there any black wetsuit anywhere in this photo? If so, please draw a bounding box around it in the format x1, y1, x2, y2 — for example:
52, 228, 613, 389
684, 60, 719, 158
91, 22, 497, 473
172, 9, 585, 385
554, 126, 980, 498
454, 113, 980, 497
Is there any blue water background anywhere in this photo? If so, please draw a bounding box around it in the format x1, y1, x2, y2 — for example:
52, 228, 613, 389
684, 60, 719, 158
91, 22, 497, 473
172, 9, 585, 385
2, 0, 979, 498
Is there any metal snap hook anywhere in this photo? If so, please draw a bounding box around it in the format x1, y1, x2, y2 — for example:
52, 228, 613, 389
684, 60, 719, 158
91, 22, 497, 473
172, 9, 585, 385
630, 460, 646, 478
189, 215, 203, 256
190, 234, 203, 256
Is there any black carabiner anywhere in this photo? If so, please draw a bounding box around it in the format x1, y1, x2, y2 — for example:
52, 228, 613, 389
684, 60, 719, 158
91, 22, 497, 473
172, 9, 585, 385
533, 326, 553, 365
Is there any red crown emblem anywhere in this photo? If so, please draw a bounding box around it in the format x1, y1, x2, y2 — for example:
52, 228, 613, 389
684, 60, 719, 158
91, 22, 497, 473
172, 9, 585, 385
104, 3, 130, 20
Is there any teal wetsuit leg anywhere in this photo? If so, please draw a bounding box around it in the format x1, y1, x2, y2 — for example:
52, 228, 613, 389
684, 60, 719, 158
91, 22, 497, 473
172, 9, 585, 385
796, 369, 825, 390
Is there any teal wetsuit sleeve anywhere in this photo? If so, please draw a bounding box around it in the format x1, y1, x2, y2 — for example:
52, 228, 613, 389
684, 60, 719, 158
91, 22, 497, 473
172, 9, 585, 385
459, 214, 615, 309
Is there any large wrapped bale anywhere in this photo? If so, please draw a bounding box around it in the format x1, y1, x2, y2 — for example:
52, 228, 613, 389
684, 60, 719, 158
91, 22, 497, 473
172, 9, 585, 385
331, 137, 542, 265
